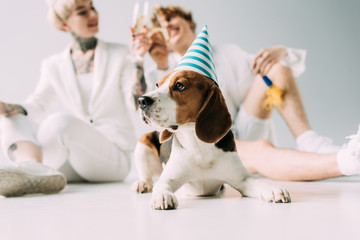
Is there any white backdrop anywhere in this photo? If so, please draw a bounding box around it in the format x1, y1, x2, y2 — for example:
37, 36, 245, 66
0, 0, 359, 149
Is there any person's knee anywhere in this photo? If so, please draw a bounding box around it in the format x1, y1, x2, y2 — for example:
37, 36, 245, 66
267, 63, 294, 88
268, 63, 292, 77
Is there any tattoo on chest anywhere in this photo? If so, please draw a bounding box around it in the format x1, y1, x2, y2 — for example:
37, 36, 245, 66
72, 50, 95, 74
71, 34, 97, 75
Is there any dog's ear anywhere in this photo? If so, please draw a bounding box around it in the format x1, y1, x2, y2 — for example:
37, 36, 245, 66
195, 84, 232, 143
159, 129, 173, 143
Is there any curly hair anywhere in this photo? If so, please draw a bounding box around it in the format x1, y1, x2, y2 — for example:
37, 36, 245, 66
151, 6, 196, 32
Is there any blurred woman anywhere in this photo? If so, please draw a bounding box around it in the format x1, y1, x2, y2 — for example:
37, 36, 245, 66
0, 0, 141, 197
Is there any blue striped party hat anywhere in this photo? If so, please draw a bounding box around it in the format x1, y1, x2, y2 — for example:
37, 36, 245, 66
174, 25, 218, 85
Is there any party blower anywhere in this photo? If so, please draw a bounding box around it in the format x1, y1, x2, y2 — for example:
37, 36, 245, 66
262, 75, 284, 110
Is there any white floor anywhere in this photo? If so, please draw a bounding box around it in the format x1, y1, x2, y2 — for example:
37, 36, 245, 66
1, 164, 360, 240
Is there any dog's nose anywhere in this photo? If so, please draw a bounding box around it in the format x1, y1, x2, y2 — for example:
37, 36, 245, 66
138, 96, 154, 110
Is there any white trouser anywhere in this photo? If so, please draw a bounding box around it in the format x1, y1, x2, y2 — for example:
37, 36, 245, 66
0, 113, 131, 182
233, 107, 277, 145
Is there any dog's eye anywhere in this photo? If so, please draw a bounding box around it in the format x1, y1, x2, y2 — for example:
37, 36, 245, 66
174, 82, 185, 92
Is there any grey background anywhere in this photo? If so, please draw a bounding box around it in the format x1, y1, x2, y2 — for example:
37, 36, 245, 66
0, 0, 359, 149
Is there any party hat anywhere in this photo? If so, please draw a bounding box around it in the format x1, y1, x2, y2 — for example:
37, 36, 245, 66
174, 25, 218, 85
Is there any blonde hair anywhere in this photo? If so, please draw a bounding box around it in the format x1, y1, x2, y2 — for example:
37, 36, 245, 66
47, 0, 88, 30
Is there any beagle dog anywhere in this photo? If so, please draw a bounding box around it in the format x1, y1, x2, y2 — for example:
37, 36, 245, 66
132, 70, 291, 210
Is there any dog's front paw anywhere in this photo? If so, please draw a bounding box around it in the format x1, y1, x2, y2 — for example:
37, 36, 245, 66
151, 191, 178, 210
260, 187, 291, 203
131, 179, 153, 193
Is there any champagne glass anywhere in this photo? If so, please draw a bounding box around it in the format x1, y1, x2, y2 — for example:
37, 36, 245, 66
132, 1, 149, 33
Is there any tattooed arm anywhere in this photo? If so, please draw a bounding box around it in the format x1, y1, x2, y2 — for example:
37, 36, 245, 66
132, 61, 147, 108
129, 30, 153, 108
0, 102, 27, 117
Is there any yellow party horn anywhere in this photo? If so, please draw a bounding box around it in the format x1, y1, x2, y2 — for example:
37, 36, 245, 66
262, 76, 284, 110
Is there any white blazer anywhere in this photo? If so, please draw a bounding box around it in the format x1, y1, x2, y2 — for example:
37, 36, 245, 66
22, 40, 137, 152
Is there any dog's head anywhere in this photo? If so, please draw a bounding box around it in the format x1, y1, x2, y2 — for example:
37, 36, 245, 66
138, 70, 232, 144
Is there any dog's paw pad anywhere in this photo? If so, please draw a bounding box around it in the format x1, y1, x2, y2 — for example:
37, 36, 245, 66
260, 187, 291, 203
151, 191, 178, 210
131, 180, 153, 193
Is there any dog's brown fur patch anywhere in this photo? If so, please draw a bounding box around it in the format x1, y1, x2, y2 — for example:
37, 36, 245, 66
138, 131, 161, 158
160, 129, 173, 143
168, 71, 212, 125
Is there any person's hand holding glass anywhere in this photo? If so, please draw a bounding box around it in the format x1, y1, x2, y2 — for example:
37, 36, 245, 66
131, 1, 169, 70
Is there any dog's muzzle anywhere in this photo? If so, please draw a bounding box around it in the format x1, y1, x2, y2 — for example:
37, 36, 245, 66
138, 96, 154, 110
